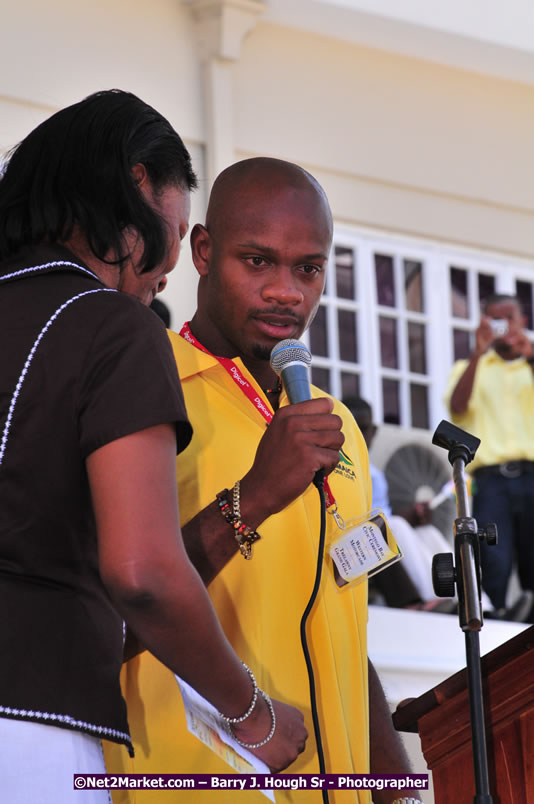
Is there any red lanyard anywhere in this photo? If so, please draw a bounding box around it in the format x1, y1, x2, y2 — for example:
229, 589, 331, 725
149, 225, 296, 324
180, 322, 336, 508
180, 322, 275, 423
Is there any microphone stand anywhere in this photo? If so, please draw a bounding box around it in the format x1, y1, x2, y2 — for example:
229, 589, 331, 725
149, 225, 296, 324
431, 421, 495, 804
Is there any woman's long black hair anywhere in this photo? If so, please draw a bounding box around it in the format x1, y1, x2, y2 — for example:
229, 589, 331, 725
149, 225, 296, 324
0, 89, 197, 272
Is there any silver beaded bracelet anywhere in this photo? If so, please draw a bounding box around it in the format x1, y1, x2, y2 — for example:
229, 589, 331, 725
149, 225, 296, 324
391, 798, 425, 804
228, 689, 277, 749
220, 663, 258, 725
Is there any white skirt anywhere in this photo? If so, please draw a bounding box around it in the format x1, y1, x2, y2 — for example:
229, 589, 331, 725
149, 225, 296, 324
0, 718, 112, 803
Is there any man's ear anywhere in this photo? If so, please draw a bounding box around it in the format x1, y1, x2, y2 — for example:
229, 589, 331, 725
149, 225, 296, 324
190, 223, 211, 277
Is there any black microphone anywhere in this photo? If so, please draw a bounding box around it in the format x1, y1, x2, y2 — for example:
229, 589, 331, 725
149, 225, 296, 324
270, 338, 313, 403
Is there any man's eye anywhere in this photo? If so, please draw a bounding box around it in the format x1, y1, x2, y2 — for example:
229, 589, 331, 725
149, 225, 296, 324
300, 264, 322, 275
247, 256, 267, 267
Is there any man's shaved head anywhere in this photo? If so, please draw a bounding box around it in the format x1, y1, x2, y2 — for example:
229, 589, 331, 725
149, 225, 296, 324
189, 157, 333, 374
205, 157, 333, 242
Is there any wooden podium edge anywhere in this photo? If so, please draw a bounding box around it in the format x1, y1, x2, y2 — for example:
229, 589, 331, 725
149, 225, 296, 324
392, 623, 534, 733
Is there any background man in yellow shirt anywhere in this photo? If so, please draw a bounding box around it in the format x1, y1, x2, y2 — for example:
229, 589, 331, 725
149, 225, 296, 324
445, 294, 534, 614
107, 157, 421, 803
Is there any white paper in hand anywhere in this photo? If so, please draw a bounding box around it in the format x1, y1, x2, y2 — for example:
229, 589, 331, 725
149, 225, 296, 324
175, 675, 276, 802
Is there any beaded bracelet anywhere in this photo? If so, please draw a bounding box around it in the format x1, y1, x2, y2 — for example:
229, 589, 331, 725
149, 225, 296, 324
232, 480, 242, 519
391, 799, 425, 804
219, 663, 258, 725
216, 486, 261, 560
227, 690, 277, 749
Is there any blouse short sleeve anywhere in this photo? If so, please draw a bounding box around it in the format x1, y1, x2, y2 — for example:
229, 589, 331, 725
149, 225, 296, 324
76, 293, 192, 457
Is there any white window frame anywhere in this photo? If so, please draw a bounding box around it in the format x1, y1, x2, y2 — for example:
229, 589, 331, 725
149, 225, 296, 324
303, 225, 534, 432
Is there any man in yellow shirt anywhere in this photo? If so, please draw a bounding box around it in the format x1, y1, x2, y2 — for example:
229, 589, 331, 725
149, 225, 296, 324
445, 294, 534, 612
106, 157, 420, 803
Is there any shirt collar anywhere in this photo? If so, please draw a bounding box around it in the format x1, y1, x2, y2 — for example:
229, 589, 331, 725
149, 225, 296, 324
168, 329, 255, 385
485, 347, 525, 367
0, 243, 101, 283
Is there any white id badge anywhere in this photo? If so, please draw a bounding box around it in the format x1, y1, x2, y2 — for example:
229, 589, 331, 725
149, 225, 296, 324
328, 508, 402, 589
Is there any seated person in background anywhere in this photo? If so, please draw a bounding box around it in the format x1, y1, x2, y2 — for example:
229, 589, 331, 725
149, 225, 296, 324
344, 396, 532, 622
150, 296, 172, 327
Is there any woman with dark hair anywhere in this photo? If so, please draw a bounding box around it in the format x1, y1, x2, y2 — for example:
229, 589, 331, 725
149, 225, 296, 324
0, 88, 197, 269
0, 90, 306, 803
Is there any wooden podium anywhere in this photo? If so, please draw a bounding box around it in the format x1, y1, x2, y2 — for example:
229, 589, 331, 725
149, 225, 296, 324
392, 624, 534, 803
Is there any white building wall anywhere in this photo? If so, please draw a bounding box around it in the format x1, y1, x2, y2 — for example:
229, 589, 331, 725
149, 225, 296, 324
0, 0, 203, 142
0, 0, 206, 324
2, 0, 533, 328
233, 21, 534, 256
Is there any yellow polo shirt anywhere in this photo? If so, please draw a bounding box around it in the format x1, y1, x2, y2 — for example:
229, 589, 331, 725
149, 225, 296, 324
444, 350, 534, 471
105, 332, 372, 803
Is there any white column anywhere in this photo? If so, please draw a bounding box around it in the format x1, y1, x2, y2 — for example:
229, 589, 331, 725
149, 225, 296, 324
185, 0, 266, 187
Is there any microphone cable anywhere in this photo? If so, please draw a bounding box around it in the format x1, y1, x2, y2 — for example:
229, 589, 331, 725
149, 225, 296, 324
299, 471, 329, 804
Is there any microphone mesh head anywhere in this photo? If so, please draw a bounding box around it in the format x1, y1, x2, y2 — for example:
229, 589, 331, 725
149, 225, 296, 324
270, 339, 312, 375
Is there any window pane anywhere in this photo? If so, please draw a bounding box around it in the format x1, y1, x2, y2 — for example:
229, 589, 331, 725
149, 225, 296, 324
478, 273, 495, 308
309, 305, 328, 357
450, 266, 468, 318
341, 372, 360, 400
453, 328, 471, 361
375, 254, 396, 307
335, 246, 355, 300
338, 309, 358, 363
410, 384, 429, 429
311, 366, 330, 393
516, 280, 533, 331
382, 378, 400, 425
408, 321, 427, 374
379, 316, 398, 369
404, 260, 424, 312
